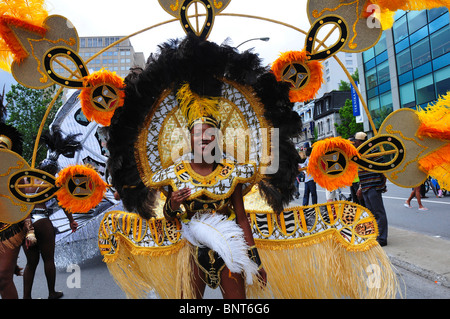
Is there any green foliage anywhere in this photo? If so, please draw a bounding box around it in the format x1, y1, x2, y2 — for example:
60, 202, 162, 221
5, 84, 62, 165
311, 126, 318, 144
335, 99, 363, 139
338, 68, 359, 91
338, 80, 351, 91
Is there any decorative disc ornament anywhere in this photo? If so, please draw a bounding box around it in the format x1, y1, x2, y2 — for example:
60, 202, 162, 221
0, 149, 33, 224
271, 50, 323, 103
55, 165, 108, 213
158, 0, 231, 39
308, 137, 360, 191
0, 12, 122, 127
306, 0, 382, 52
272, 15, 348, 102
0, 147, 107, 219
79, 69, 125, 126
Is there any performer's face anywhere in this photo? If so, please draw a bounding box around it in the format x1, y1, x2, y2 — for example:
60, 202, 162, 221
190, 123, 218, 162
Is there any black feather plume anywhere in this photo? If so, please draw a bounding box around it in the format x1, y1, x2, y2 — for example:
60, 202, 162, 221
107, 34, 302, 217
39, 126, 82, 174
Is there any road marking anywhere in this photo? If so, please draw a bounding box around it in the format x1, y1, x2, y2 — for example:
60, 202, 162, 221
383, 195, 450, 205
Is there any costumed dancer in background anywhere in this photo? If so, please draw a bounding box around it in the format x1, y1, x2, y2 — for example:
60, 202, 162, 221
0, 101, 36, 299
22, 127, 80, 299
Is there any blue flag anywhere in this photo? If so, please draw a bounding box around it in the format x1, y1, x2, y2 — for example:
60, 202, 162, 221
351, 81, 360, 117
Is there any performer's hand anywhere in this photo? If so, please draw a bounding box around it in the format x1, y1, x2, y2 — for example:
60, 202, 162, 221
70, 220, 78, 233
258, 267, 267, 287
356, 188, 362, 200
170, 187, 191, 209
14, 265, 23, 276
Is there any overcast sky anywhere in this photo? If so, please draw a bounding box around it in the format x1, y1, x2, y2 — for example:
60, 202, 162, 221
45, 0, 313, 62
2, 1, 335, 89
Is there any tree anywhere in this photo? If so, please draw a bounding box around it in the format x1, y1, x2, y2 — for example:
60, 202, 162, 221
338, 68, 359, 91
335, 99, 363, 139
5, 84, 63, 165
338, 80, 351, 91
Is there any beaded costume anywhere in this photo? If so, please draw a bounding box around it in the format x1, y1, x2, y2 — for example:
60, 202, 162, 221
2, 0, 450, 299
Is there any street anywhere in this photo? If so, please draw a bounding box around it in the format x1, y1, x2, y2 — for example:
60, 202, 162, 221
11, 181, 450, 300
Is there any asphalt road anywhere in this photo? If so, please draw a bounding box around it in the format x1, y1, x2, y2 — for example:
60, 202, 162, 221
10, 180, 450, 300
302, 181, 450, 240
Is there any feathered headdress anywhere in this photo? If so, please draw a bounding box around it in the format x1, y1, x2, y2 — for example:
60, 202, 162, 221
39, 126, 82, 173
176, 82, 221, 130
108, 34, 302, 217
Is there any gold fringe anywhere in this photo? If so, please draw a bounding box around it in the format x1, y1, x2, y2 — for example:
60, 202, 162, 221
0, 226, 25, 253
256, 238, 400, 299
103, 232, 399, 299
254, 230, 380, 253
103, 235, 195, 299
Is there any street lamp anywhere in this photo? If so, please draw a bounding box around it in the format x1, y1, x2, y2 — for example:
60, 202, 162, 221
235, 37, 270, 49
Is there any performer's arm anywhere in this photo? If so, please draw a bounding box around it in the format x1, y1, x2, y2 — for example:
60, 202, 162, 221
231, 184, 267, 285
64, 210, 78, 232
164, 187, 190, 219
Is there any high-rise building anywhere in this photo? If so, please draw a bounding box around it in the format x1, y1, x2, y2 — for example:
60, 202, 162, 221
295, 50, 357, 146
52, 36, 145, 79
357, 7, 449, 134
318, 51, 358, 97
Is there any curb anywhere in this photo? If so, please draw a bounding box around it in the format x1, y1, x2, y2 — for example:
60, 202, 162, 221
388, 254, 450, 289
384, 227, 450, 289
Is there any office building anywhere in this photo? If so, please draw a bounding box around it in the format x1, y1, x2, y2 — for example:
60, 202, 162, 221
52, 36, 146, 79
357, 7, 449, 133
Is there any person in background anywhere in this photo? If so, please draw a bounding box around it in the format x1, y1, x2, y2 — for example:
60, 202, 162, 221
354, 132, 388, 247
22, 127, 80, 299
404, 186, 428, 211
0, 121, 36, 299
300, 147, 317, 206
349, 137, 365, 206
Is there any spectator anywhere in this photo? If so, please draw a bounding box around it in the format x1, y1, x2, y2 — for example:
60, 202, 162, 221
354, 132, 388, 246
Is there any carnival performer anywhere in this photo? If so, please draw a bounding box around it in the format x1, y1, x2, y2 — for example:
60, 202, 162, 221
161, 96, 267, 298
22, 127, 80, 299
105, 34, 301, 299
0, 121, 36, 299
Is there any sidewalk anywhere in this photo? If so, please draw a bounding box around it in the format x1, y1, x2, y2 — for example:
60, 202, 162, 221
384, 226, 450, 288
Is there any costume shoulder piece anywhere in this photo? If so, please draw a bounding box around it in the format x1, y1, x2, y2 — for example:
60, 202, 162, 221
150, 156, 256, 199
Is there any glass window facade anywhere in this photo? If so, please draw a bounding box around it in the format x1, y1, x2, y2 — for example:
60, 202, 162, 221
362, 8, 449, 129
391, 8, 449, 108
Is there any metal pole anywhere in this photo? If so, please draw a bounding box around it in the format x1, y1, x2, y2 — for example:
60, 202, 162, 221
236, 37, 270, 49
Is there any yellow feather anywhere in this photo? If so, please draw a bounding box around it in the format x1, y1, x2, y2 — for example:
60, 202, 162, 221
176, 83, 220, 127
416, 92, 450, 140
0, 0, 48, 72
